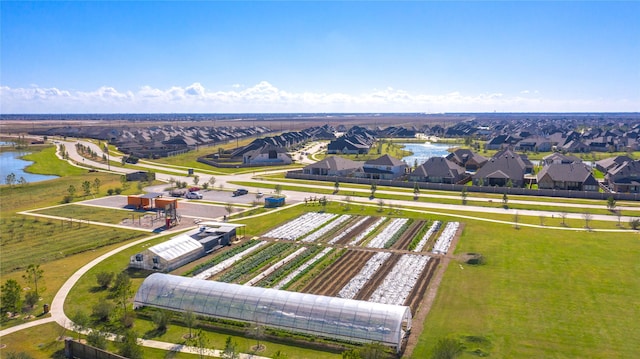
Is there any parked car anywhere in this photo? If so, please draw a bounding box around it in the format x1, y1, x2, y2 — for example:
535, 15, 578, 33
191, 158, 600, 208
232, 188, 249, 197
186, 191, 203, 199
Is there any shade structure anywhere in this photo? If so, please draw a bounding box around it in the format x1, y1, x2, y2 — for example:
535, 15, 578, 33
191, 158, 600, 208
134, 273, 412, 351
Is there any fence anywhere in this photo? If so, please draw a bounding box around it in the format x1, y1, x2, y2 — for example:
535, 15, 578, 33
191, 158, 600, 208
64, 339, 127, 359
286, 170, 640, 201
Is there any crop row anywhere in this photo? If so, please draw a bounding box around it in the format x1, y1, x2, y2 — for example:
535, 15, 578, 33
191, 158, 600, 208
185, 239, 260, 276
366, 218, 409, 248
262, 212, 337, 240
327, 216, 371, 245
302, 214, 351, 242
369, 254, 430, 306
218, 242, 294, 283
193, 241, 267, 280
244, 247, 309, 286
413, 221, 442, 252
432, 222, 459, 254
338, 252, 391, 299
254, 245, 325, 288
348, 217, 386, 246
272, 247, 333, 290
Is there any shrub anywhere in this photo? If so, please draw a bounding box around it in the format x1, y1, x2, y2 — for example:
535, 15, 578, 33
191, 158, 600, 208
114, 187, 122, 195
24, 291, 39, 308
95, 271, 115, 289
107, 188, 114, 196
92, 298, 114, 322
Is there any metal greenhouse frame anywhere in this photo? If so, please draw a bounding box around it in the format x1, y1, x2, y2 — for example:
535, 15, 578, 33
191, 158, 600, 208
134, 273, 412, 351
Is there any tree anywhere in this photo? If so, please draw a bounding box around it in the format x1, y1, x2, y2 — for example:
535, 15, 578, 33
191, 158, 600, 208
209, 176, 216, 189
184, 310, 198, 339
1, 279, 23, 313
193, 174, 200, 186
506, 179, 513, 188
377, 198, 385, 212
431, 337, 464, 359
67, 184, 77, 199
18, 176, 28, 187
86, 329, 108, 349
513, 212, 520, 229
152, 309, 170, 332
5, 172, 16, 186
82, 180, 92, 197
370, 182, 377, 198
607, 196, 616, 212
413, 182, 420, 199
24, 291, 39, 308
23, 264, 44, 298
92, 178, 101, 195
630, 218, 640, 230
461, 187, 468, 205
112, 272, 132, 313
118, 330, 143, 359
225, 202, 234, 218
559, 211, 568, 226
92, 298, 114, 322
583, 211, 593, 230
95, 271, 114, 289
190, 329, 210, 359
334, 179, 340, 194
274, 184, 283, 197
539, 215, 545, 226
502, 192, 509, 209
71, 310, 91, 340
361, 342, 387, 359
248, 323, 265, 352
222, 336, 239, 359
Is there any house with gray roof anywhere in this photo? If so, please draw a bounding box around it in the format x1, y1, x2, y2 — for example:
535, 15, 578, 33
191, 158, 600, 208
243, 144, 292, 165
605, 160, 640, 193
302, 156, 362, 177
541, 152, 581, 166
354, 154, 408, 180
472, 149, 532, 187
537, 163, 598, 191
594, 155, 633, 174
445, 149, 487, 171
409, 157, 466, 184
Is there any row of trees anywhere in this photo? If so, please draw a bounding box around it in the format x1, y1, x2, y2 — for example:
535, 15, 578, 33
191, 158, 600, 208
1, 264, 45, 317
4, 173, 29, 187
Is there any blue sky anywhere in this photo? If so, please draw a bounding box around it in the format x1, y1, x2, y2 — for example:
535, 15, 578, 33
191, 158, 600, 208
1, 1, 639, 113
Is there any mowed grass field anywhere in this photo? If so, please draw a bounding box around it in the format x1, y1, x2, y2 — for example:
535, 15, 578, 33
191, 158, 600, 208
412, 221, 640, 358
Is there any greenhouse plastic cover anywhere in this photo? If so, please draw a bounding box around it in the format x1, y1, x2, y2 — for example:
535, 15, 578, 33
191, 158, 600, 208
147, 234, 203, 261
134, 273, 412, 349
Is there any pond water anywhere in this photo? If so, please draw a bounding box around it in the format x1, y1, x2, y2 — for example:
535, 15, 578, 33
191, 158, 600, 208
401, 142, 452, 166
0, 151, 58, 184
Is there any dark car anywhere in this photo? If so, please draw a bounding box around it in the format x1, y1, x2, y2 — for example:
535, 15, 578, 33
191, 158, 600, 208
232, 188, 249, 196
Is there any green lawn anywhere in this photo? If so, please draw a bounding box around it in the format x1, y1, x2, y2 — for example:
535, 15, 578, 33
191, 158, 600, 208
412, 221, 640, 358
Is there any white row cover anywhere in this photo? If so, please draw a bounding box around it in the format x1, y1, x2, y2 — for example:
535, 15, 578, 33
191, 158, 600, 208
338, 252, 392, 299
193, 241, 267, 280
366, 218, 409, 248
244, 247, 308, 286
348, 217, 386, 246
413, 221, 442, 252
263, 212, 337, 241
327, 216, 371, 245
273, 247, 333, 290
302, 215, 351, 242
432, 222, 460, 255
369, 254, 430, 306
135, 274, 411, 351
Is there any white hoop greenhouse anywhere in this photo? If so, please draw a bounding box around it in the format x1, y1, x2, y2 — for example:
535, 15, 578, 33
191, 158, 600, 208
134, 273, 412, 351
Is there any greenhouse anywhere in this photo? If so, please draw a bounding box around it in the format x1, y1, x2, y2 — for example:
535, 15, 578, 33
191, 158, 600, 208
134, 273, 412, 351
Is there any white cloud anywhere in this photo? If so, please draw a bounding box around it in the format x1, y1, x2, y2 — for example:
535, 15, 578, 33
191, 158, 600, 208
0, 82, 637, 113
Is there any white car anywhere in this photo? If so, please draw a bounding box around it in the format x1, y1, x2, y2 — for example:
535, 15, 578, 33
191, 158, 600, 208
185, 191, 203, 199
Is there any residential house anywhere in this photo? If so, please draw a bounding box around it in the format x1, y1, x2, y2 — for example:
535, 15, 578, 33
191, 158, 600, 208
605, 160, 640, 193
354, 154, 408, 180
409, 157, 466, 184
242, 144, 292, 165
537, 163, 599, 191
302, 156, 362, 177
445, 149, 488, 171
541, 152, 581, 166
594, 155, 633, 174
472, 149, 532, 187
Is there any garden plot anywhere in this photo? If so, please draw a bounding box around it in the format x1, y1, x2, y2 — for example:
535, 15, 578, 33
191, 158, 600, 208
300, 250, 374, 296
338, 252, 392, 299
413, 221, 441, 252
365, 218, 409, 248
348, 217, 386, 246
432, 222, 460, 254
193, 241, 267, 280
262, 212, 337, 240
301, 214, 351, 242
244, 247, 309, 286
327, 216, 374, 245
272, 247, 333, 289
368, 254, 430, 306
